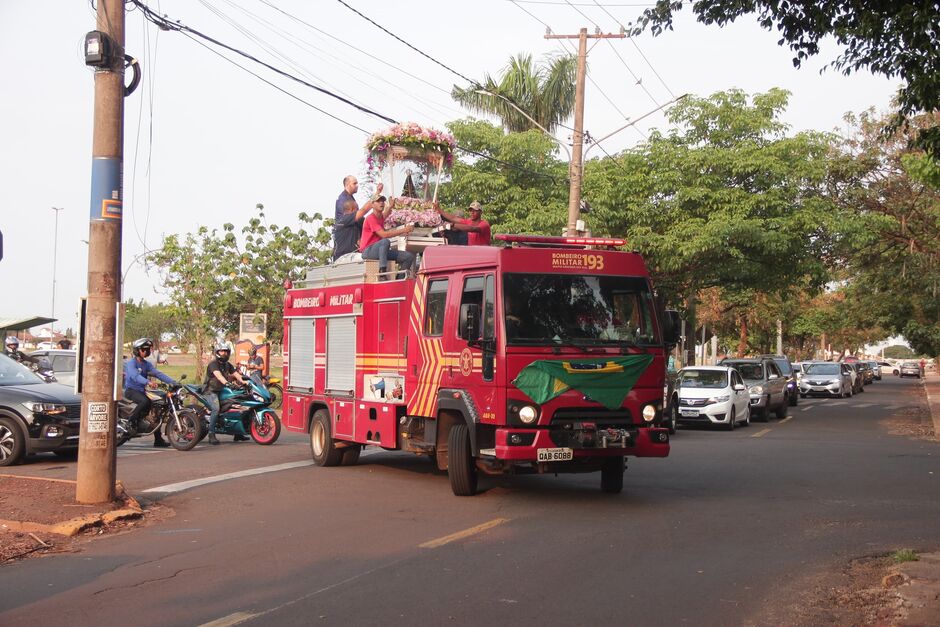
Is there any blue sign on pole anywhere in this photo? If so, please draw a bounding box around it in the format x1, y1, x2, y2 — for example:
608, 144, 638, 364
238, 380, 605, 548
89, 157, 122, 221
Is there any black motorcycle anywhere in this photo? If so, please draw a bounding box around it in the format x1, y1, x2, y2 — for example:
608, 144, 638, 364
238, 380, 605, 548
117, 375, 203, 450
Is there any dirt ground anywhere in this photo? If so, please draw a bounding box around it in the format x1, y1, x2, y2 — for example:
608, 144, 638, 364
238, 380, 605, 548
0, 475, 168, 565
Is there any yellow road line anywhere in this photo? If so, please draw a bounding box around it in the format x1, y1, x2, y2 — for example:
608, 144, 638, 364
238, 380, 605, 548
779, 416, 793, 424
751, 428, 772, 438
199, 612, 259, 627
419, 518, 509, 549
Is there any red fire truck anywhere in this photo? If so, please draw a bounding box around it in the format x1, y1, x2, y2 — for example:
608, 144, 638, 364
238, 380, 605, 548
281, 235, 680, 495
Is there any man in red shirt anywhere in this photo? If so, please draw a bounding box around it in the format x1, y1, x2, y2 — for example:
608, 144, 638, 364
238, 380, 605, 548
438, 201, 491, 246
359, 196, 416, 279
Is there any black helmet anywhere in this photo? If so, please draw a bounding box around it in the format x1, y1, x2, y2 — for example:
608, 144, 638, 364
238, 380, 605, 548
248, 345, 258, 356
132, 338, 154, 357
214, 343, 231, 362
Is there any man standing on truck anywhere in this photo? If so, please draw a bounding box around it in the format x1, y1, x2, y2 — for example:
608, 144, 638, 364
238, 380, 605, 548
359, 198, 416, 279
436, 201, 491, 246
334, 176, 382, 220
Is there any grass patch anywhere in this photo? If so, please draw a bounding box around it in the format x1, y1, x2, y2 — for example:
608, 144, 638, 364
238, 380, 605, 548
891, 549, 918, 563
156, 364, 201, 383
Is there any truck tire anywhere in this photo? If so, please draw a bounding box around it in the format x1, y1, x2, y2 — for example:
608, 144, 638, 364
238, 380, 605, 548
310, 409, 343, 467
600, 456, 624, 493
448, 424, 478, 496
341, 445, 362, 466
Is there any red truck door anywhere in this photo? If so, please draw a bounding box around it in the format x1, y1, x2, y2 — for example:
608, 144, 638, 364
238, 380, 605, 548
448, 273, 499, 424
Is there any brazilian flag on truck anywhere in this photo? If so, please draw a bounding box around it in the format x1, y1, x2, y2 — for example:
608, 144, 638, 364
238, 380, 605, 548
512, 355, 654, 410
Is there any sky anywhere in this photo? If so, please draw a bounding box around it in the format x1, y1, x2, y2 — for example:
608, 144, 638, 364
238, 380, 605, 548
0, 0, 899, 336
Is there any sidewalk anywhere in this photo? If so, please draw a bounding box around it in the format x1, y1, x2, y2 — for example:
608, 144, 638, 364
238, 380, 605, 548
890, 369, 940, 626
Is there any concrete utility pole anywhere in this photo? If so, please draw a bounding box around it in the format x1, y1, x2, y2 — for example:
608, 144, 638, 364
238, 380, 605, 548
545, 27, 625, 236
51, 207, 63, 337
76, 0, 125, 504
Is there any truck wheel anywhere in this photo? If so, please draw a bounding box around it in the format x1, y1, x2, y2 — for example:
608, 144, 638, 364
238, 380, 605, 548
310, 409, 343, 467
341, 445, 362, 466
448, 424, 478, 496
600, 456, 624, 493
0, 417, 25, 467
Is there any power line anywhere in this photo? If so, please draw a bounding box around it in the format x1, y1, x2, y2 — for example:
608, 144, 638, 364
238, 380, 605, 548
510, 1, 653, 5
130, 0, 397, 125
591, 0, 677, 99
334, 0, 478, 86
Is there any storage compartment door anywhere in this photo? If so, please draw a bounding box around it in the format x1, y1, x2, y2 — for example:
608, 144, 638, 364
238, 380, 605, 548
288, 318, 315, 391
327, 316, 356, 395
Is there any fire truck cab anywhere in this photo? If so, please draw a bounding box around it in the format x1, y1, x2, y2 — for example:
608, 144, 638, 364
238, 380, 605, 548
282, 235, 679, 495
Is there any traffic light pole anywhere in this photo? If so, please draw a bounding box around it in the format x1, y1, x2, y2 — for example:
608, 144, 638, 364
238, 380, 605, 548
76, 0, 125, 504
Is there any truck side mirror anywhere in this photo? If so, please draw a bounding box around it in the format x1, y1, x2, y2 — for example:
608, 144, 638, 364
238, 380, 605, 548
663, 309, 681, 346
460, 303, 481, 343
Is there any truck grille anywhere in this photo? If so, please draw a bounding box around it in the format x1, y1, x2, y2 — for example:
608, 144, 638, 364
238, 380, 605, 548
551, 407, 632, 423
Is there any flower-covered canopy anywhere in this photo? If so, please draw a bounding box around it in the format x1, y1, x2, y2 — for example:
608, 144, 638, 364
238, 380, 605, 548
366, 122, 456, 162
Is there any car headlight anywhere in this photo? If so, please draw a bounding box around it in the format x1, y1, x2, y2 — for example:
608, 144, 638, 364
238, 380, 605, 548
518, 405, 538, 425
23, 402, 66, 415
749, 385, 763, 395
707, 395, 730, 404
642, 404, 657, 422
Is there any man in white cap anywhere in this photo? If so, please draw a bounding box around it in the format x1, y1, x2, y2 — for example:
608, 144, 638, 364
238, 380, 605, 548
437, 200, 491, 246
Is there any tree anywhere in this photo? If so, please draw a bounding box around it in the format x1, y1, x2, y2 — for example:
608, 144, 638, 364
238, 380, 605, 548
632, 1, 940, 156
451, 53, 576, 134
148, 205, 330, 373
124, 299, 173, 348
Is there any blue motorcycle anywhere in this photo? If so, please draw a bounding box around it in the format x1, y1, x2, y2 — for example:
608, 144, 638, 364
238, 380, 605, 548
184, 377, 281, 445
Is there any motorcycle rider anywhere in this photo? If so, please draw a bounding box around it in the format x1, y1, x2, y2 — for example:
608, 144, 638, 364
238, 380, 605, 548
123, 338, 176, 448
204, 343, 248, 445
4, 336, 38, 366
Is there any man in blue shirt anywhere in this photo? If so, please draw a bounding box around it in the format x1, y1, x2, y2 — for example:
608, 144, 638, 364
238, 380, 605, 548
123, 338, 177, 447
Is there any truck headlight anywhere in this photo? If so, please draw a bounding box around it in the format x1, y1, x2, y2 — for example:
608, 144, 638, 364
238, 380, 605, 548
642, 404, 657, 422
518, 405, 538, 424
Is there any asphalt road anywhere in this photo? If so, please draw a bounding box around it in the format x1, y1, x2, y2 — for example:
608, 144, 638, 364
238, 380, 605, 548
1, 375, 938, 626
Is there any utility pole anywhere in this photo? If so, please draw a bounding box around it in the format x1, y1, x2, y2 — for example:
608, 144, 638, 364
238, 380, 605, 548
76, 0, 125, 504
545, 27, 625, 236
51, 207, 63, 338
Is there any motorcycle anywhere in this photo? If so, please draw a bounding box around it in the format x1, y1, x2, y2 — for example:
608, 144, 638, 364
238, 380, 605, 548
184, 376, 281, 445
117, 374, 203, 451
237, 362, 282, 410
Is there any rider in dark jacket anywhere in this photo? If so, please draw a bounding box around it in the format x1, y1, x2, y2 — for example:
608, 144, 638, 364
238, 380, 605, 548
4, 336, 38, 366
123, 338, 176, 447
203, 343, 248, 445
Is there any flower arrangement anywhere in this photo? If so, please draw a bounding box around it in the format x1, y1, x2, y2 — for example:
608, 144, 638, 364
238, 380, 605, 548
385, 197, 443, 229
366, 122, 456, 164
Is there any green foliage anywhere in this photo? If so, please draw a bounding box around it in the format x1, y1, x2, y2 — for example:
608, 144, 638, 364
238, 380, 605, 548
439, 119, 569, 234
631, 0, 940, 157
124, 299, 173, 346
451, 53, 576, 134
584, 89, 839, 307
148, 204, 331, 372
883, 345, 916, 360
891, 549, 918, 564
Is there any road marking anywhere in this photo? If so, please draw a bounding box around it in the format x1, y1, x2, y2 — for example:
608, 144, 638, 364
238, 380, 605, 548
200, 612, 259, 627
801, 406, 813, 412
829, 401, 848, 406
751, 428, 771, 438
419, 518, 509, 549
854, 403, 873, 408
779, 416, 793, 424
142, 460, 314, 494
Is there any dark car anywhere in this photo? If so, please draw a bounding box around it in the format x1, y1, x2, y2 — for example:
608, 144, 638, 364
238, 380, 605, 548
0, 354, 81, 466
757, 354, 799, 407
856, 361, 874, 385
718, 357, 788, 421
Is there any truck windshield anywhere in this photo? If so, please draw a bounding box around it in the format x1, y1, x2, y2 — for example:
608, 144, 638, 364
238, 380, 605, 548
502, 273, 658, 346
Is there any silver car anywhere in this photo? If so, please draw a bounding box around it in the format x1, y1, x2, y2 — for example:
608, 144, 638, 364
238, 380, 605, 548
28, 349, 77, 387
800, 361, 852, 398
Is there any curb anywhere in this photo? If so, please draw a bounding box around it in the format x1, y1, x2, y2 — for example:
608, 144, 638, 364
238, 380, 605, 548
921, 371, 940, 440
893, 552, 940, 626
0, 477, 144, 537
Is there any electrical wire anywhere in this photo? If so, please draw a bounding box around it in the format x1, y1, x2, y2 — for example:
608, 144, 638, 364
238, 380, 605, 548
591, 0, 677, 99
130, 0, 397, 125
334, 0, 478, 87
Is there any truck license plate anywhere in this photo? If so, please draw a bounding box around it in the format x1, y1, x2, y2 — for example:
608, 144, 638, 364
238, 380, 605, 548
537, 447, 573, 462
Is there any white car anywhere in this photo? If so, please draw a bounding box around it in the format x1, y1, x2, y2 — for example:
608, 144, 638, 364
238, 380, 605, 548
28, 349, 77, 387
676, 366, 751, 430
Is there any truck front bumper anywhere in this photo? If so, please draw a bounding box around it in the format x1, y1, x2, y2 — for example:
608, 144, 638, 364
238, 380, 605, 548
492, 426, 670, 462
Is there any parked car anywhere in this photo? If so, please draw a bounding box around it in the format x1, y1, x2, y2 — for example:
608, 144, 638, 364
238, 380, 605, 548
758, 354, 799, 406
867, 360, 882, 380
844, 362, 865, 393
900, 361, 922, 378
675, 366, 751, 430
0, 354, 81, 466
856, 361, 874, 385
35, 341, 57, 350
800, 361, 853, 398
28, 349, 77, 387
719, 357, 788, 421
879, 361, 899, 376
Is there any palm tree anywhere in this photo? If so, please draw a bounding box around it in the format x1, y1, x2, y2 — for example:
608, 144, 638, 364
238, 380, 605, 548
452, 53, 576, 134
